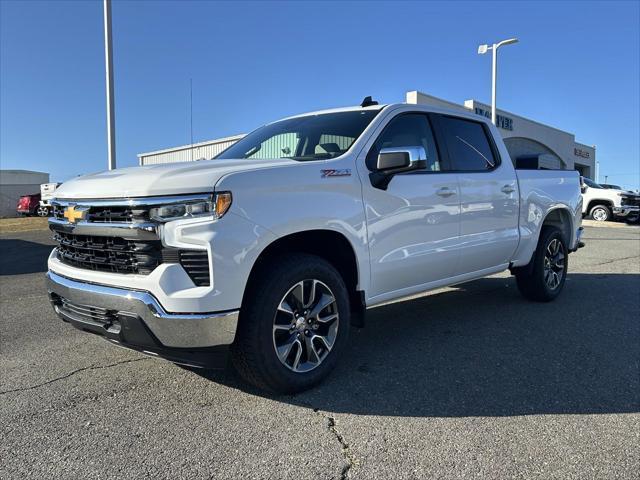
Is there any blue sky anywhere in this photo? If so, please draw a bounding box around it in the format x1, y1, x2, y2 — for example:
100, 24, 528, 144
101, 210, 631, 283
1, 1, 639, 189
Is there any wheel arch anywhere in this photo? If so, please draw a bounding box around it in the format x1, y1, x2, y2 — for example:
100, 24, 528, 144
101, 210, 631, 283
241, 229, 365, 327
541, 206, 573, 246
511, 206, 574, 276
586, 199, 614, 213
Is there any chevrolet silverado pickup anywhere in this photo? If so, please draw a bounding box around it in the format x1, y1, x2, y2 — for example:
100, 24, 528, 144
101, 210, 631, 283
580, 177, 640, 223
46, 99, 584, 393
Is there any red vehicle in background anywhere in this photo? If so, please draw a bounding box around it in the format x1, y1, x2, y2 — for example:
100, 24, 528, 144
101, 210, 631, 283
16, 193, 42, 216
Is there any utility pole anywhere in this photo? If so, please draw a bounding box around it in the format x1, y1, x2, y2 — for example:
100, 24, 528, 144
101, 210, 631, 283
190, 78, 193, 162
478, 38, 519, 125
103, 0, 116, 170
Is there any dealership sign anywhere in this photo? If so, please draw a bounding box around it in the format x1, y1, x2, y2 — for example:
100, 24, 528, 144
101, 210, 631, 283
574, 148, 590, 159
474, 107, 514, 131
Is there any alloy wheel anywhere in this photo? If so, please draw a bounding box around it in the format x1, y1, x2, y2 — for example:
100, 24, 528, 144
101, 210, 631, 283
543, 238, 565, 290
592, 207, 608, 222
272, 279, 339, 373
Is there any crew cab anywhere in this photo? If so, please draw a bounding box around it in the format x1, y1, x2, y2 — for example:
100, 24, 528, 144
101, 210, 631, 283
46, 100, 584, 393
580, 177, 640, 222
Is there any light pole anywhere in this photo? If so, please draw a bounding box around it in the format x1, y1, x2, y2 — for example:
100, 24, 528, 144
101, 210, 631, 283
478, 38, 518, 125
103, 0, 116, 170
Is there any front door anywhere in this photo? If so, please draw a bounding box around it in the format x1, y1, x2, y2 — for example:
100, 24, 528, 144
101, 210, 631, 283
361, 113, 461, 301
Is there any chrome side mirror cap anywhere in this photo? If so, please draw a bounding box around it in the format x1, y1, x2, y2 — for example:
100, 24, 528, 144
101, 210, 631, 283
370, 146, 427, 190
376, 146, 427, 171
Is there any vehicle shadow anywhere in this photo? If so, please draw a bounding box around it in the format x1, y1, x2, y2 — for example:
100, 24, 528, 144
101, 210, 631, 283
0, 237, 54, 276
197, 273, 640, 417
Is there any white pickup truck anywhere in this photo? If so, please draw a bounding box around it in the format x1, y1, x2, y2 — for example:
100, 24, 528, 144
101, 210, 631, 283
46, 99, 584, 393
580, 177, 640, 223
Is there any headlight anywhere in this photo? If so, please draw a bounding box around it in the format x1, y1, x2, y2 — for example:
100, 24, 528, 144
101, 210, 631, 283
150, 192, 232, 222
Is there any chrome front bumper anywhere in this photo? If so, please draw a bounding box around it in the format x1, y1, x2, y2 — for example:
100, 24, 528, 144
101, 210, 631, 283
613, 206, 640, 217
46, 270, 238, 349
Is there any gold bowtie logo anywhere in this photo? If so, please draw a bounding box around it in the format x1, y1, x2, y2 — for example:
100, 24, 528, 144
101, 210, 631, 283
63, 205, 88, 224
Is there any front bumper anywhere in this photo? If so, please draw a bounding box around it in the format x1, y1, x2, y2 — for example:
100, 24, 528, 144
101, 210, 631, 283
46, 271, 239, 366
613, 206, 640, 217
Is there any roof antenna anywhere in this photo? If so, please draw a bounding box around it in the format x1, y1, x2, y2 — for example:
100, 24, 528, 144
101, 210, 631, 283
360, 96, 379, 107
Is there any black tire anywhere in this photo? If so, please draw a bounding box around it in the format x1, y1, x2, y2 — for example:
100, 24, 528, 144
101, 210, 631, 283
231, 253, 350, 394
626, 213, 639, 225
36, 206, 49, 217
515, 226, 568, 302
589, 204, 611, 222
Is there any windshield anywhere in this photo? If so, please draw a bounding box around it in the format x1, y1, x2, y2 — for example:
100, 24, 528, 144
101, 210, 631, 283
583, 177, 604, 189
216, 110, 380, 161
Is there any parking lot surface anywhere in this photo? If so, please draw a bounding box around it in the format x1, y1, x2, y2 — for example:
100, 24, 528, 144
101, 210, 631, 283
1, 225, 639, 479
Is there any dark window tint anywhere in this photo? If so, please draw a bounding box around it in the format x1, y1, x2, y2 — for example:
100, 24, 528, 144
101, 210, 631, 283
438, 116, 498, 171
367, 113, 441, 171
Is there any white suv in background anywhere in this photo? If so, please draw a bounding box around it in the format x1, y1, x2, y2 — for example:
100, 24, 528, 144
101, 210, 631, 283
580, 177, 640, 223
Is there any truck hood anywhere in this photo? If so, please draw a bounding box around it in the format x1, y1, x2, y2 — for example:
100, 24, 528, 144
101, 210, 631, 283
54, 158, 296, 199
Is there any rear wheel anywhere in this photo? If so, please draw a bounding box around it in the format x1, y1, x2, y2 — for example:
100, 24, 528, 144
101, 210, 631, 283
589, 204, 611, 222
231, 253, 350, 393
36, 206, 49, 217
516, 226, 568, 302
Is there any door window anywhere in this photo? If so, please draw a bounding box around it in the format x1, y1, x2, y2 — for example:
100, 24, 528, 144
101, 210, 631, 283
367, 114, 441, 171
437, 116, 498, 171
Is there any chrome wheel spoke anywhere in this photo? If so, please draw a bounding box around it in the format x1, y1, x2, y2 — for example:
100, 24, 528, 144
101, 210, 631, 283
278, 299, 294, 316
276, 336, 299, 363
304, 335, 320, 364
292, 342, 303, 370
309, 293, 335, 319
290, 281, 304, 310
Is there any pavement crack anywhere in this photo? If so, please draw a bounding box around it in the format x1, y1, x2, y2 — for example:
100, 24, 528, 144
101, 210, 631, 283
0, 358, 150, 395
313, 408, 358, 479
593, 254, 640, 266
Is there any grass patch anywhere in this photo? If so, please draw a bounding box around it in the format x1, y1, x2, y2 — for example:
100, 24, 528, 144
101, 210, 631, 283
0, 217, 50, 234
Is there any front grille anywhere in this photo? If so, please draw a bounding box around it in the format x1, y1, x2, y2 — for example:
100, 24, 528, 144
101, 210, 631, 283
621, 195, 640, 207
51, 197, 212, 286
52, 205, 148, 223
54, 231, 162, 274
52, 230, 211, 285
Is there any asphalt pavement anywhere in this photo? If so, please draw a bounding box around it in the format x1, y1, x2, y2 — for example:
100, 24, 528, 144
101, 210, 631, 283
1, 225, 638, 479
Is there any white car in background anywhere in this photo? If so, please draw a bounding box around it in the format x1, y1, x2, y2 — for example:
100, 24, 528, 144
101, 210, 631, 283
580, 177, 640, 223
38, 182, 61, 217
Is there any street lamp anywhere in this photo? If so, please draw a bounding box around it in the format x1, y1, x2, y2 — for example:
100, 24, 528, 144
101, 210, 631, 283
103, 0, 116, 170
478, 38, 519, 125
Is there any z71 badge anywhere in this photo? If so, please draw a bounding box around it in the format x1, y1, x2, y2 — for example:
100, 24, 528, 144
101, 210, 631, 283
321, 169, 351, 178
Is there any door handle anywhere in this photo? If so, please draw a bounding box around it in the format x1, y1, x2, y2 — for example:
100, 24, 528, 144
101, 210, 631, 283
501, 185, 516, 194
436, 187, 456, 197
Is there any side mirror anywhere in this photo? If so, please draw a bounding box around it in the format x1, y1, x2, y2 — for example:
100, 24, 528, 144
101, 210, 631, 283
370, 146, 427, 190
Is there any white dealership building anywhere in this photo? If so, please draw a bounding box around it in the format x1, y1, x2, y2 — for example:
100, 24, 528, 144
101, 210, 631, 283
138, 90, 596, 179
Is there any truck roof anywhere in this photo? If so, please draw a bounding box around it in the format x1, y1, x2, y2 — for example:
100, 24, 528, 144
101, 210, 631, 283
276, 103, 389, 123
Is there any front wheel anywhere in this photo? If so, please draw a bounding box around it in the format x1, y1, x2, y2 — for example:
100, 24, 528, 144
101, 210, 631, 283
231, 253, 350, 393
516, 226, 568, 302
36, 206, 49, 217
589, 204, 611, 222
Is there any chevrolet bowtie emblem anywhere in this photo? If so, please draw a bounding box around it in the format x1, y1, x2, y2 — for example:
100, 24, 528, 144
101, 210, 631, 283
63, 205, 88, 224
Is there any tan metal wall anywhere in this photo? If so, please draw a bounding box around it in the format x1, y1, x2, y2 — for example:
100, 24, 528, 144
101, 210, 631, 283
138, 135, 245, 165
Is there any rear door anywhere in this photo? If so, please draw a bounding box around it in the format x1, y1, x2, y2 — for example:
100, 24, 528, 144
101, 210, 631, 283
360, 112, 461, 300
431, 114, 519, 274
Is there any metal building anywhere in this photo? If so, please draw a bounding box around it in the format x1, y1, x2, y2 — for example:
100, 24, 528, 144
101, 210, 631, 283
138, 135, 244, 165
0, 170, 50, 217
